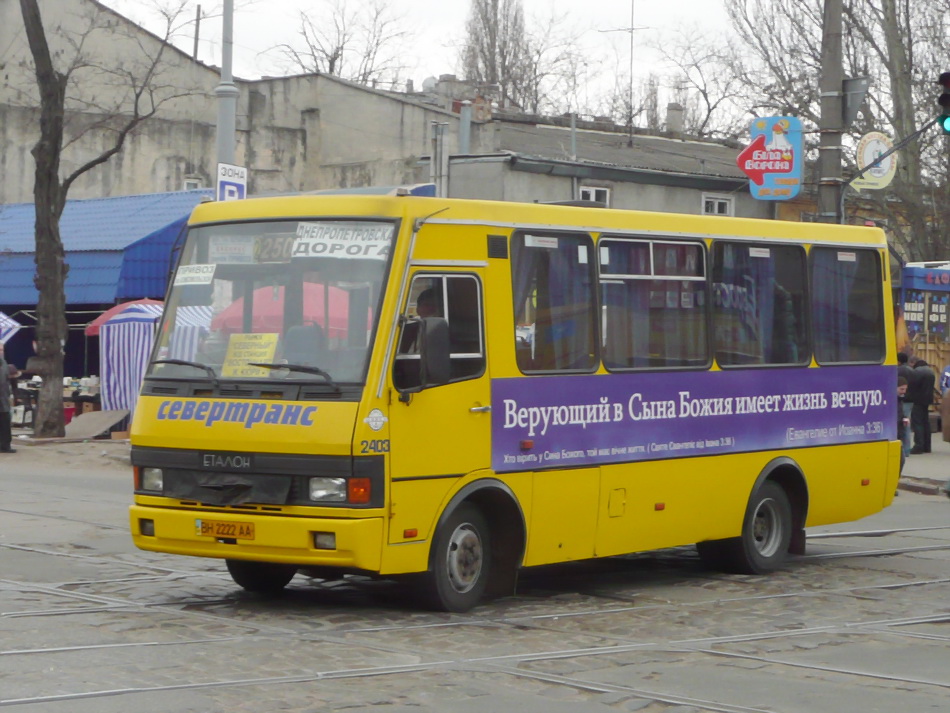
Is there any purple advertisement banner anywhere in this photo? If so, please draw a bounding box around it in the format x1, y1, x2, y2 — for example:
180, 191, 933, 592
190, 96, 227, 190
491, 366, 897, 473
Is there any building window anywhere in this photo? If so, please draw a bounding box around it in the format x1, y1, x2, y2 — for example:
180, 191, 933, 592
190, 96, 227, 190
703, 194, 733, 216
580, 186, 610, 206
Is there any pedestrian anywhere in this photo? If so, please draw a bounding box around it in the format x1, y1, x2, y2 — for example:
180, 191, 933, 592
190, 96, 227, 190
897, 352, 915, 458
0, 342, 19, 453
908, 357, 936, 454
897, 376, 909, 473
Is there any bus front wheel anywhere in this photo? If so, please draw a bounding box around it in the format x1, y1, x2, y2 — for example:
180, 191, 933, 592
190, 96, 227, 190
698, 480, 792, 575
425, 503, 491, 612
225, 559, 297, 594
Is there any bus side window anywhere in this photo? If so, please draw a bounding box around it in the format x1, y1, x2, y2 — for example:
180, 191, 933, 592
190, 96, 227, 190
445, 276, 485, 380
393, 274, 485, 389
712, 242, 809, 367
811, 248, 885, 363
600, 239, 708, 370
512, 232, 597, 373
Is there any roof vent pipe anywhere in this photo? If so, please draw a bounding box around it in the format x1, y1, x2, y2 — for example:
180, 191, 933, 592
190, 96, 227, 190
459, 101, 472, 155
666, 103, 684, 138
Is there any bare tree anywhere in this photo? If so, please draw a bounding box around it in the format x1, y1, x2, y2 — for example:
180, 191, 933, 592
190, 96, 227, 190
841, 0, 950, 260
650, 28, 749, 140
18, 0, 199, 437
707, 0, 950, 260
511, 9, 591, 115
595, 65, 663, 132
273, 0, 413, 88
725, 0, 825, 123
461, 0, 531, 108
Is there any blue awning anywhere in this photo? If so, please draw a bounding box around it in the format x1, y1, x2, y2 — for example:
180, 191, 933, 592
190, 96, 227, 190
0, 251, 125, 304
0, 190, 211, 306
116, 216, 188, 300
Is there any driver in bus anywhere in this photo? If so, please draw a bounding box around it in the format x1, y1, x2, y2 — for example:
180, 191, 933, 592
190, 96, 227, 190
399, 288, 440, 354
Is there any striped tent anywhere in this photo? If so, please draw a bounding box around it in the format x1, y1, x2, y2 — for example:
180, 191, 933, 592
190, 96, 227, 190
99, 303, 164, 417
0, 311, 21, 345
168, 305, 213, 361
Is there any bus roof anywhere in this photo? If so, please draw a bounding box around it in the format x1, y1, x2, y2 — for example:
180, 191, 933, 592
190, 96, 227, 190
188, 194, 887, 247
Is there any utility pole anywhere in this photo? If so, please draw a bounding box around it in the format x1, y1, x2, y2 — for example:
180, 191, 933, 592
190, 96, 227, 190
215, 0, 238, 165
817, 0, 844, 223
626, 0, 634, 146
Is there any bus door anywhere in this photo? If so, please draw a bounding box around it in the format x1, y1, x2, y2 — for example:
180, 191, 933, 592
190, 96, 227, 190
387, 272, 491, 543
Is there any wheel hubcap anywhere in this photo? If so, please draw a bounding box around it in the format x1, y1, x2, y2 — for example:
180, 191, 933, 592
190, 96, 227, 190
445, 523, 483, 593
752, 498, 782, 557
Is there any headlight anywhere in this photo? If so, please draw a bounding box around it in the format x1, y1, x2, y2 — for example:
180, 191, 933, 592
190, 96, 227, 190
141, 467, 163, 492
309, 477, 346, 502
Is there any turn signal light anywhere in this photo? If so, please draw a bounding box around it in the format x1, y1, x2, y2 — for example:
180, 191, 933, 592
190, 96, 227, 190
348, 477, 371, 504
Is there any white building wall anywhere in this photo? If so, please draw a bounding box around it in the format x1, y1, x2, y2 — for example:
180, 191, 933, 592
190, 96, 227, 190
0, 0, 469, 203
1, 0, 767, 221
444, 159, 772, 219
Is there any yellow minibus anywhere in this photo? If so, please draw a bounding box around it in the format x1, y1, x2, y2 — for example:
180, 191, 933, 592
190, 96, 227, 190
130, 193, 900, 611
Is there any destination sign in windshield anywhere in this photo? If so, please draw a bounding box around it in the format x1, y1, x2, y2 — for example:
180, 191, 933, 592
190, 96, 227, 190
292, 222, 392, 260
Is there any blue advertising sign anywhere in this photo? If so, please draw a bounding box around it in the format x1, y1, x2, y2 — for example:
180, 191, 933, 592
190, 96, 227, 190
736, 116, 803, 201
491, 366, 895, 473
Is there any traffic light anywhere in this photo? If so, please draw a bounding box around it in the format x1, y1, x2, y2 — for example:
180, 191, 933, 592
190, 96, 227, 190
938, 72, 950, 134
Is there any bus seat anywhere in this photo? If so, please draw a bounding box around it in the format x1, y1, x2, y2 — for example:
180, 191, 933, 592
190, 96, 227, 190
283, 324, 326, 366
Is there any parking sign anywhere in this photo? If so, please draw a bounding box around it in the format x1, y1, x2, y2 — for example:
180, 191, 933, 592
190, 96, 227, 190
216, 162, 247, 201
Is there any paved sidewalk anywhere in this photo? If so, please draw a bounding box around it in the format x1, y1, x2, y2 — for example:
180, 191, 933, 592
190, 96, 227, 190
899, 431, 950, 496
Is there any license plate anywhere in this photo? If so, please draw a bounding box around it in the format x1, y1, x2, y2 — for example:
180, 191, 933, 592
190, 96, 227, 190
195, 519, 255, 540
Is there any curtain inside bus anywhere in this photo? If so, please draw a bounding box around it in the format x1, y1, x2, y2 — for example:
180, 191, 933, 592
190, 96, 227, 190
512, 234, 596, 372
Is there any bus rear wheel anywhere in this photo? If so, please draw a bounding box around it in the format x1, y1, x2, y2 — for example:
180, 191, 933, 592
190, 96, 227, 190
225, 559, 297, 593
425, 503, 491, 612
698, 480, 792, 575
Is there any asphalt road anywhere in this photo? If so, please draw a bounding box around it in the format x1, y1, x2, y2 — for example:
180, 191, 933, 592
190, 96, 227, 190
1, 440, 949, 712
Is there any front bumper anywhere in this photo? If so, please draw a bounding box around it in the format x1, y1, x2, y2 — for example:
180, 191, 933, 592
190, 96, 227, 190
129, 504, 384, 572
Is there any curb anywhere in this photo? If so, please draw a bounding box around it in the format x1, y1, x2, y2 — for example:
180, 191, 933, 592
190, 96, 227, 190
898, 477, 949, 497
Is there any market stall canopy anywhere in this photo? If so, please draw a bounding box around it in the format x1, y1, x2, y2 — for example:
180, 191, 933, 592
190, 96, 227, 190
0, 189, 210, 305
0, 311, 21, 344
98, 302, 164, 417
210, 284, 349, 336
86, 299, 163, 336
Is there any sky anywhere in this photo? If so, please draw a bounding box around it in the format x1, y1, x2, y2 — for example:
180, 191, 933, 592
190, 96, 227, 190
106, 0, 732, 89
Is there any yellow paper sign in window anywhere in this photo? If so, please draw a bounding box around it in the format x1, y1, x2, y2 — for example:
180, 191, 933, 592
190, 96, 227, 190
221, 333, 279, 378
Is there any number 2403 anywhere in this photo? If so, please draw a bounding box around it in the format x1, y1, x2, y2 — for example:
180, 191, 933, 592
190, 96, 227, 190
360, 439, 390, 453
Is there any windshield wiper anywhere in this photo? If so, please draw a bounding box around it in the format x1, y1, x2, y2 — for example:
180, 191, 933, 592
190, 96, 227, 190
151, 358, 219, 389
248, 362, 340, 391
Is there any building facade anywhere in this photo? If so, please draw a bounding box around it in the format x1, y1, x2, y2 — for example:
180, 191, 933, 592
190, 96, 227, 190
2, 0, 761, 216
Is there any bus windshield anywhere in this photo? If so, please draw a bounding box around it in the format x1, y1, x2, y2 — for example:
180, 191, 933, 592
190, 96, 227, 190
147, 218, 395, 387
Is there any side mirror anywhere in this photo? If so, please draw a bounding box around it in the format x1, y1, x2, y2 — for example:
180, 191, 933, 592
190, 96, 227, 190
419, 317, 450, 386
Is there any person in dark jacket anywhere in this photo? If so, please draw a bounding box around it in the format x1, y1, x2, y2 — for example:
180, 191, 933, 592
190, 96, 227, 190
908, 357, 936, 454
897, 376, 908, 473
897, 352, 915, 458
0, 343, 19, 453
